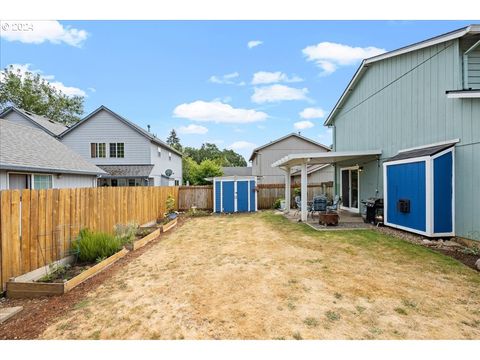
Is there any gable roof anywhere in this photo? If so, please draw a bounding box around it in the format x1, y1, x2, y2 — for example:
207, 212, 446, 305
325, 24, 480, 126
0, 107, 68, 136
60, 105, 183, 156
249, 133, 331, 162
0, 120, 106, 175
291, 164, 331, 176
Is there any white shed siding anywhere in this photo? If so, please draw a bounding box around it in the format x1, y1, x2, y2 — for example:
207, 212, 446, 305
60, 109, 151, 165
252, 136, 330, 184
149, 143, 183, 185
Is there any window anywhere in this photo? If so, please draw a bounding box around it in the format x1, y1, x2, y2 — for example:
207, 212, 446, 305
109, 143, 124, 158
33, 174, 52, 189
174, 179, 180, 186
157, 147, 162, 157
91, 143, 106, 158
169, 152, 172, 161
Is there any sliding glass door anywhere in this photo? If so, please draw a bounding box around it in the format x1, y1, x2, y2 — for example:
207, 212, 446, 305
340, 168, 359, 212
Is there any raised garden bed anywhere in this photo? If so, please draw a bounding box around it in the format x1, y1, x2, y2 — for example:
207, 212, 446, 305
6, 248, 129, 298
131, 227, 161, 251
161, 217, 177, 233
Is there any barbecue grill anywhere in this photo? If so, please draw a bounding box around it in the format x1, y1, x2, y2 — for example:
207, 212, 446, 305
361, 198, 384, 225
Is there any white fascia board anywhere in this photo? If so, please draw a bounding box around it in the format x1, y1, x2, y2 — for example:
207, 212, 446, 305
446, 91, 480, 98
271, 150, 382, 168
398, 139, 459, 153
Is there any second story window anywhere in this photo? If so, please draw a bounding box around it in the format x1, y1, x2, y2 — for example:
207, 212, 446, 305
169, 152, 172, 161
91, 143, 106, 158
109, 143, 125, 158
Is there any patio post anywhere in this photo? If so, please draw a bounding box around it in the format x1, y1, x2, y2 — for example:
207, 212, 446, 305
284, 166, 291, 213
301, 162, 308, 222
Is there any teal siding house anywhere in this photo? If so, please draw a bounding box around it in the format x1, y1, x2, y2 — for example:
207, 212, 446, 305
325, 24, 480, 241
273, 24, 479, 241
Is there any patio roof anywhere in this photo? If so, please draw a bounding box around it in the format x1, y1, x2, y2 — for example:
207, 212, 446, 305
271, 150, 382, 168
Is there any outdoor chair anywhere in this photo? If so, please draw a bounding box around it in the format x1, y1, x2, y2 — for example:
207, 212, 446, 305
326, 195, 340, 213
294, 195, 311, 216
309, 195, 327, 218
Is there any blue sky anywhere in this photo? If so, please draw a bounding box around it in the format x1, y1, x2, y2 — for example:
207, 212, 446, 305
0, 20, 475, 160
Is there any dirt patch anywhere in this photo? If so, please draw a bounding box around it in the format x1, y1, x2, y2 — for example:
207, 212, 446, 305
36, 263, 92, 283
0, 216, 187, 340
30, 212, 480, 340
433, 248, 479, 271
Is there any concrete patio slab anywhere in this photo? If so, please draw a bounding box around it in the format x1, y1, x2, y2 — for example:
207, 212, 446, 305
0, 306, 23, 324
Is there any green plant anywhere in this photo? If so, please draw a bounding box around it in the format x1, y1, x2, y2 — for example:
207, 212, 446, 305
39, 264, 71, 282
394, 307, 408, 315
114, 222, 138, 246
72, 229, 124, 263
293, 188, 301, 197
272, 198, 284, 209
165, 195, 176, 215
303, 317, 319, 328
325, 310, 341, 321
461, 246, 480, 256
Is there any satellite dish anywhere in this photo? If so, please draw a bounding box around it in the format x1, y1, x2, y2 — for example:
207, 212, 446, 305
165, 169, 173, 177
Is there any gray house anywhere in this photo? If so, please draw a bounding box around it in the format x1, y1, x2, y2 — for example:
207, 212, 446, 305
0, 107, 68, 136
273, 25, 480, 241
59, 106, 183, 187
0, 120, 105, 190
249, 133, 333, 184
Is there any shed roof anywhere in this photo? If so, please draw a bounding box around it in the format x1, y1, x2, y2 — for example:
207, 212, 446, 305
221, 166, 252, 176
249, 133, 330, 162
60, 105, 183, 156
385, 143, 454, 162
0, 107, 68, 136
0, 120, 105, 175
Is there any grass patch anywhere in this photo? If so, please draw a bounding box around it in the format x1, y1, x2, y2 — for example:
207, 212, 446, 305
292, 331, 303, 340
334, 292, 343, 300
305, 258, 322, 264
325, 310, 341, 321
402, 299, 417, 309
74, 299, 90, 310
303, 317, 319, 328
355, 305, 366, 314
394, 307, 408, 315
287, 302, 296, 310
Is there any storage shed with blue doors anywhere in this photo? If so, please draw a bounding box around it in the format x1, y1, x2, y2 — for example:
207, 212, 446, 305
213, 176, 257, 213
383, 143, 455, 237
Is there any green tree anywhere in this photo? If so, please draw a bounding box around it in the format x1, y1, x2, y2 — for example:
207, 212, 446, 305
182, 156, 199, 185
0, 65, 84, 125
194, 159, 223, 185
183, 143, 247, 167
221, 149, 247, 167
166, 129, 182, 152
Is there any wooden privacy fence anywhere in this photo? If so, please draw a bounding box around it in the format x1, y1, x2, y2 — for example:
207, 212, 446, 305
0, 186, 178, 291
257, 182, 334, 210
178, 186, 213, 210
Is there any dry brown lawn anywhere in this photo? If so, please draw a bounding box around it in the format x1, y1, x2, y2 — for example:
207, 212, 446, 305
41, 212, 480, 340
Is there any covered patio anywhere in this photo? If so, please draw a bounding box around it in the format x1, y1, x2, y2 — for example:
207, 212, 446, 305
271, 150, 382, 223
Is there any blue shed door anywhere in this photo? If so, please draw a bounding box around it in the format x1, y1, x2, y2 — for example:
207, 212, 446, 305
237, 181, 249, 212
386, 161, 426, 232
433, 152, 453, 233
249, 180, 256, 211
222, 181, 235, 213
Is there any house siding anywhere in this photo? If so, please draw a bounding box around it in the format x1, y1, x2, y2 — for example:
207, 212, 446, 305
292, 165, 335, 185
0, 170, 96, 190
149, 143, 183, 186
332, 38, 480, 241
1, 111, 43, 131
60, 109, 152, 165
252, 136, 331, 184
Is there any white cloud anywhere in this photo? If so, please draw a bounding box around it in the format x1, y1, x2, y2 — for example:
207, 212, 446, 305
302, 42, 386, 75
228, 141, 257, 151
247, 40, 263, 49
1, 64, 86, 97
0, 21, 88, 47
251, 71, 303, 85
251, 84, 309, 104
87, 87, 96, 93
178, 124, 208, 135
294, 120, 314, 130
299, 107, 326, 119
173, 100, 268, 124
209, 72, 244, 85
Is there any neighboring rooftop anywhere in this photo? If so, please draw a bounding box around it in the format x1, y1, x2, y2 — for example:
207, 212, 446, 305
0, 107, 68, 136
60, 105, 183, 156
221, 167, 252, 176
249, 133, 331, 162
0, 120, 106, 175
291, 164, 331, 176
97, 164, 154, 178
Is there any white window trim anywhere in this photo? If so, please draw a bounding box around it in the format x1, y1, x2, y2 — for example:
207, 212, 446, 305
339, 166, 360, 213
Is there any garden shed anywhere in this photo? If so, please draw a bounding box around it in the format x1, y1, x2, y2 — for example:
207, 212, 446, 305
383, 143, 455, 237
212, 176, 257, 213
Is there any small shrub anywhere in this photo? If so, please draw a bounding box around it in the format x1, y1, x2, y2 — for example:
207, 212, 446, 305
73, 229, 124, 263
461, 246, 480, 256
186, 208, 211, 217
272, 198, 284, 209
292, 331, 303, 340
114, 222, 138, 246
293, 188, 301, 197
165, 195, 176, 216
